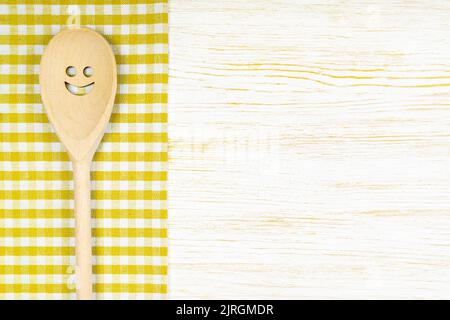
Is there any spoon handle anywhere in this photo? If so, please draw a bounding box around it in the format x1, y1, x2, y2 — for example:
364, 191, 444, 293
73, 160, 93, 300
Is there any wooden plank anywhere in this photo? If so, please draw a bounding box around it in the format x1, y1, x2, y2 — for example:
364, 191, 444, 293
169, 0, 450, 299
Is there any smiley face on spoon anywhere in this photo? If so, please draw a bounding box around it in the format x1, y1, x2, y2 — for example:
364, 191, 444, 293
65, 65, 95, 96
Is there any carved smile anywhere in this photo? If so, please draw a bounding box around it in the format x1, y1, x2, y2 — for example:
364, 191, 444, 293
65, 81, 94, 96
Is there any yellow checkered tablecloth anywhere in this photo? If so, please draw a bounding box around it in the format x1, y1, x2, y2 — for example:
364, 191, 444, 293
0, 1, 168, 299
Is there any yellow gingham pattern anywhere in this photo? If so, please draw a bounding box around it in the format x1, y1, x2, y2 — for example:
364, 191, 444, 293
0, 1, 168, 299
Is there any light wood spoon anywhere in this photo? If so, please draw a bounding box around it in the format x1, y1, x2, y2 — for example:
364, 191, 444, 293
39, 27, 117, 299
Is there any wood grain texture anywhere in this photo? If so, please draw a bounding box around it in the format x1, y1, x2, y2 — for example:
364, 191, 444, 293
168, 0, 450, 299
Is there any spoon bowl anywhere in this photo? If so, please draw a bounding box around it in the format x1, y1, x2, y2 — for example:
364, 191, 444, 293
40, 27, 117, 160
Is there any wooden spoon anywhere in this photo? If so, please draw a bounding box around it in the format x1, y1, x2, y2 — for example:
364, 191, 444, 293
39, 27, 117, 299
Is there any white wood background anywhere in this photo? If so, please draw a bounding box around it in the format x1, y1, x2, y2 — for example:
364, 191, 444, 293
168, 0, 450, 299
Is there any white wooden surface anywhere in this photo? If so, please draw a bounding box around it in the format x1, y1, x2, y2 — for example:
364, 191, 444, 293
168, 0, 450, 299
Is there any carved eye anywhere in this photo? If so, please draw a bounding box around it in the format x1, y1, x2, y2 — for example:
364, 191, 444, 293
83, 66, 93, 77
66, 66, 76, 77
